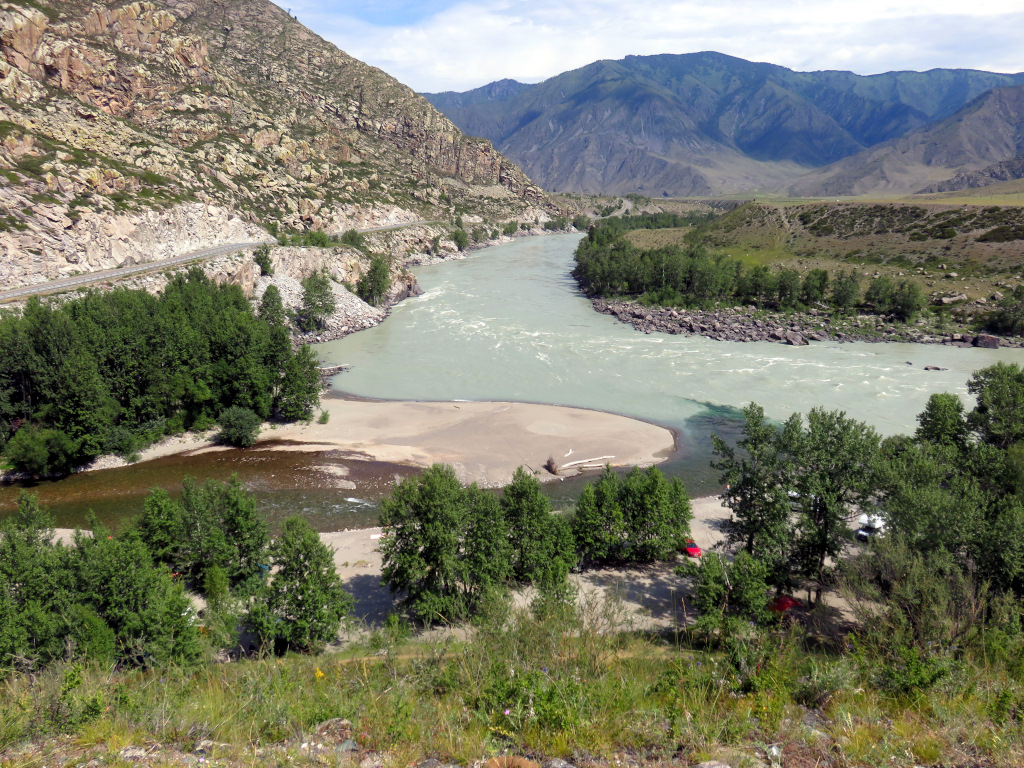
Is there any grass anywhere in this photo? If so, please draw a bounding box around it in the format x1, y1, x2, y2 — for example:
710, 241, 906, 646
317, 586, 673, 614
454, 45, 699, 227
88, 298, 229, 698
3, 591, 1024, 767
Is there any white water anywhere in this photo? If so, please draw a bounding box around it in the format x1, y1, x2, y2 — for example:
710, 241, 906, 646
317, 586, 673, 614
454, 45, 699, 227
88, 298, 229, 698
316, 234, 1024, 489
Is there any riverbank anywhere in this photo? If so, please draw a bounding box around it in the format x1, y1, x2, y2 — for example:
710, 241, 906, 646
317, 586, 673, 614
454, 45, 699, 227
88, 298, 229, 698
594, 297, 1023, 348
50, 493, 727, 629
76, 396, 675, 490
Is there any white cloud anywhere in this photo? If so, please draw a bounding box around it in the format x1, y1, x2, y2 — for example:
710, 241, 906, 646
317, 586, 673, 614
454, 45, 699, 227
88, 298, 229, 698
287, 0, 1024, 92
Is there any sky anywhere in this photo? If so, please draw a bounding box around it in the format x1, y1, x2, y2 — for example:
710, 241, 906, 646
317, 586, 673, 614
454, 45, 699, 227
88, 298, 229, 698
282, 0, 1024, 93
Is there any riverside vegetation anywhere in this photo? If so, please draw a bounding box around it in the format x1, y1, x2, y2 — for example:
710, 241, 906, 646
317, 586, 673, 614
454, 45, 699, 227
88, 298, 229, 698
574, 212, 1024, 344
3, 364, 1024, 766
0, 268, 323, 477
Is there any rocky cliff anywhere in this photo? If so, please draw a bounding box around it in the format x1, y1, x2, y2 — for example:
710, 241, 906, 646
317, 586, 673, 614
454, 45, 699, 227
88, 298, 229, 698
0, 0, 554, 290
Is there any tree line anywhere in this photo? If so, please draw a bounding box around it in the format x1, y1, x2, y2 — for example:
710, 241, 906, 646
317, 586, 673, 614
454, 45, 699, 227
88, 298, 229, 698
380, 464, 693, 623
691, 361, 1024, 692
573, 227, 926, 320
0, 477, 350, 675
0, 268, 322, 476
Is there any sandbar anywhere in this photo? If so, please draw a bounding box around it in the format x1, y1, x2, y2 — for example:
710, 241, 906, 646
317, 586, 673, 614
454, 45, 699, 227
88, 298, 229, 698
126, 396, 677, 488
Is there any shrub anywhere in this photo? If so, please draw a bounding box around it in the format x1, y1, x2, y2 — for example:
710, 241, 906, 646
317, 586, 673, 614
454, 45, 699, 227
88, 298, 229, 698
4, 425, 77, 476
451, 229, 469, 250
218, 406, 261, 448
356, 255, 391, 306
340, 229, 365, 249
253, 245, 274, 276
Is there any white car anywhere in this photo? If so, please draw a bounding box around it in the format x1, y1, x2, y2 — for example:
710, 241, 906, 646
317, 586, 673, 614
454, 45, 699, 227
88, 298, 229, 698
855, 512, 886, 542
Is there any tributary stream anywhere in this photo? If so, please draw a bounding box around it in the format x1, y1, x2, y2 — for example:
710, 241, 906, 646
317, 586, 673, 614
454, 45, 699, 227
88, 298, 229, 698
5, 233, 1024, 529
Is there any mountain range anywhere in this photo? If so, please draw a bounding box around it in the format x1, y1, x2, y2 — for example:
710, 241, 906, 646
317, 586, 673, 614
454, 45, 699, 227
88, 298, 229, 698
424, 52, 1024, 197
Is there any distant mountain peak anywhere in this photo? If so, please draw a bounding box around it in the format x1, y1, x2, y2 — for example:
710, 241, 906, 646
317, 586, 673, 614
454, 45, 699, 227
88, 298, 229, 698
423, 52, 1024, 197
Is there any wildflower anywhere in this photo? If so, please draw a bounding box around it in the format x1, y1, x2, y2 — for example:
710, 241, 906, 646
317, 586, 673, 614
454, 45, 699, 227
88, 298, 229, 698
315, 667, 325, 679
504, 709, 510, 716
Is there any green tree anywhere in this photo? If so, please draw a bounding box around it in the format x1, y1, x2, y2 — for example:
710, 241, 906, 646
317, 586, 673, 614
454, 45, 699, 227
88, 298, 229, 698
461, 485, 513, 605
800, 269, 830, 306
865, 275, 895, 314
380, 464, 476, 622
0, 492, 73, 669
618, 465, 692, 563
874, 435, 986, 562
136, 487, 184, 566
891, 279, 925, 321
830, 269, 860, 314
712, 403, 797, 586
253, 245, 274, 276
452, 229, 469, 251
572, 466, 625, 564
682, 550, 771, 640
776, 269, 801, 308
967, 362, 1024, 449
72, 521, 203, 667
915, 393, 968, 449
258, 285, 287, 328
986, 284, 1024, 335
218, 406, 261, 447
298, 270, 336, 331
357, 255, 391, 306
247, 516, 352, 653
380, 464, 524, 623
502, 467, 572, 583
5, 425, 77, 476
789, 408, 881, 604
276, 345, 322, 421
169, 476, 269, 591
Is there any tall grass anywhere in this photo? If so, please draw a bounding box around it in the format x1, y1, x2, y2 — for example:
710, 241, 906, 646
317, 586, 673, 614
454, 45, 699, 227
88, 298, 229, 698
3, 591, 1024, 766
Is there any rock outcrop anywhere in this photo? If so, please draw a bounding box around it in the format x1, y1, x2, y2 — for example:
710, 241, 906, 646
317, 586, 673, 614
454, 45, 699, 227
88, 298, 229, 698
0, 0, 557, 291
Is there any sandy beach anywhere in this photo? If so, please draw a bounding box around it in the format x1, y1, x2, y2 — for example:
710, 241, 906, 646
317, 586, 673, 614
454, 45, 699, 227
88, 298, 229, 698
120, 396, 677, 488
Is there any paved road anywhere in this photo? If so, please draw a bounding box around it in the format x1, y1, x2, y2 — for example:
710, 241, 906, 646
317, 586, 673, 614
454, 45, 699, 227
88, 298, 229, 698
0, 219, 436, 304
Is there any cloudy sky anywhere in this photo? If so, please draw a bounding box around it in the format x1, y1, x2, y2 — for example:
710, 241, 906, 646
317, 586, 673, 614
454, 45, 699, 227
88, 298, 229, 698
283, 0, 1024, 93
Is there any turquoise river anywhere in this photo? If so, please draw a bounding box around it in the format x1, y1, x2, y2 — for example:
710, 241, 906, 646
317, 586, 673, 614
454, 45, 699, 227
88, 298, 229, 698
4, 233, 1024, 530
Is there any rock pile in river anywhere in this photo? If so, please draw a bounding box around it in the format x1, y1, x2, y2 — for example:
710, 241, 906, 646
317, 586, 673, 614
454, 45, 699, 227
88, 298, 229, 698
593, 299, 1023, 348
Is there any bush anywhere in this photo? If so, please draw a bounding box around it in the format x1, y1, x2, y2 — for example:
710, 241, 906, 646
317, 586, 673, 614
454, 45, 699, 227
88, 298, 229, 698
986, 285, 1024, 336
218, 406, 261, 447
356, 255, 391, 306
340, 229, 365, 249
451, 229, 469, 250
4, 425, 77, 476
253, 245, 274, 276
